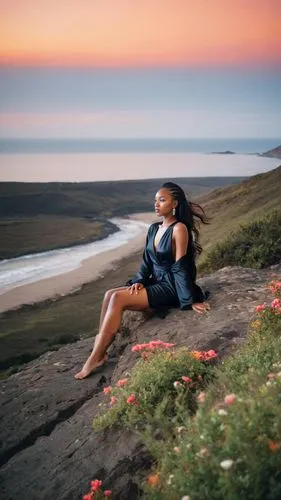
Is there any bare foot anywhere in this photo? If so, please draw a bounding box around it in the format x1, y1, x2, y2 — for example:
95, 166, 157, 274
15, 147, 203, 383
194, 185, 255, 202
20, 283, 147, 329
74, 353, 108, 380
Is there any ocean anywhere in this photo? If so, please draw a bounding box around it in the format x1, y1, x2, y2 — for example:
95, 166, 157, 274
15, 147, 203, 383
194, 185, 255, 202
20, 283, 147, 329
0, 138, 280, 182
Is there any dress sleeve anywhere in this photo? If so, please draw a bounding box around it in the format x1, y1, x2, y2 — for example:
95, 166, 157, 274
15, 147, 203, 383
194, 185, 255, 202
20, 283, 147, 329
126, 226, 153, 286
170, 255, 204, 310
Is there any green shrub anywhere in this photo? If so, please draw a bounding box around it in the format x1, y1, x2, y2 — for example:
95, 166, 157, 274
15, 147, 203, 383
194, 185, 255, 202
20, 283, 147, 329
141, 281, 281, 500
199, 210, 281, 273
93, 346, 214, 433
90, 281, 281, 499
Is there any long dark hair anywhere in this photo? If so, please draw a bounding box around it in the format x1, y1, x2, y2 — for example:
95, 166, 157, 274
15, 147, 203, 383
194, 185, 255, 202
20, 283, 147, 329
162, 181, 209, 256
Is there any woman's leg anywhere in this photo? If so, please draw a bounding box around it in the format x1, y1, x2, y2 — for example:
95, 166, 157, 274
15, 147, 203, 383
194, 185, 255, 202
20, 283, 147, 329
93, 287, 128, 352
75, 288, 149, 379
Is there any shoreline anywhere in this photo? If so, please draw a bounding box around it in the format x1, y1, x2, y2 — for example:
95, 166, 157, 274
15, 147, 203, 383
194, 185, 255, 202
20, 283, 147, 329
0, 212, 156, 314
0, 217, 119, 261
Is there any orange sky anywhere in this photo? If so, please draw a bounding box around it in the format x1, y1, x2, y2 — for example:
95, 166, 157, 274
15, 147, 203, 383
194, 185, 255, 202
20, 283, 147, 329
1, 0, 281, 66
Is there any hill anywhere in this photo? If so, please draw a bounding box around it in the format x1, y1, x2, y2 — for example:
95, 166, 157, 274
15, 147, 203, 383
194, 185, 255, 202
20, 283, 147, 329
0, 177, 244, 218
0, 176, 244, 259
260, 144, 281, 159
196, 165, 281, 262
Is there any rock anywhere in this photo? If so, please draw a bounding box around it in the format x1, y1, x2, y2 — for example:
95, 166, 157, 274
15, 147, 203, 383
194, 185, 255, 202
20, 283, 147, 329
0, 264, 280, 499
210, 150, 235, 155
260, 145, 281, 159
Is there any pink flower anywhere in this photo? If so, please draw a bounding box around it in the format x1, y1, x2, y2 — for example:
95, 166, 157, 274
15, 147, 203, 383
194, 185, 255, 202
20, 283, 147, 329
91, 479, 102, 491
205, 349, 218, 360
103, 386, 112, 395
256, 303, 266, 312
224, 394, 237, 405
110, 396, 117, 405
104, 490, 112, 497
131, 343, 148, 352
182, 376, 192, 383
149, 340, 175, 348
268, 280, 281, 293
83, 494, 93, 500
116, 378, 128, 387
127, 394, 136, 404
271, 298, 281, 309
131, 340, 175, 352
197, 391, 206, 403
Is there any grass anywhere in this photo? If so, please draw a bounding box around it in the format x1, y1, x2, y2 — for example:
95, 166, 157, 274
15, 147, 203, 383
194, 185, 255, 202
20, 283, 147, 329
0, 215, 117, 259
198, 209, 281, 274
91, 279, 281, 500
197, 165, 281, 263
93, 345, 215, 433
0, 177, 243, 220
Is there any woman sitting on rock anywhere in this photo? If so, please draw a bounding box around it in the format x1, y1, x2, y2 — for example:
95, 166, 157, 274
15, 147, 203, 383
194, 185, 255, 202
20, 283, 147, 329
75, 181, 210, 379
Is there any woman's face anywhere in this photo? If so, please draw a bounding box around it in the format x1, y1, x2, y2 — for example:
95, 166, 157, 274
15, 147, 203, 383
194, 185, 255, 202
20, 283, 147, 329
154, 188, 176, 217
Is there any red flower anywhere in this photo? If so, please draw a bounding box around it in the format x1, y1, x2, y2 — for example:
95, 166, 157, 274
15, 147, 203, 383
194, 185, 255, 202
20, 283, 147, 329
127, 394, 136, 404
91, 479, 102, 491
268, 440, 281, 452
182, 376, 192, 383
104, 490, 112, 497
272, 298, 281, 309
131, 340, 175, 352
204, 349, 218, 360
83, 494, 93, 500
256, 303, 266, 312
103, 386, 112, 395
116, 378, 128, 387
191, 350, 218, 361
224, 394, 237, 405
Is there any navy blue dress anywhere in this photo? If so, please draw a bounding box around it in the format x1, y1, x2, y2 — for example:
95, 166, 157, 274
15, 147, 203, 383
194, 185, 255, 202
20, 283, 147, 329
126, 221, 205, 310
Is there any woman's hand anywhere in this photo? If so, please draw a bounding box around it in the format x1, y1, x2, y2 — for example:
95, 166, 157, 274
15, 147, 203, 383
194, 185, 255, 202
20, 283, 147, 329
192, 302, 211, 314
128, 283, 144, 295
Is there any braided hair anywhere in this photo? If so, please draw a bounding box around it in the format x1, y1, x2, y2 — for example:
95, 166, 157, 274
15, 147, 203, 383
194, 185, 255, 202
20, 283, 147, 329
161, 181, 209, 256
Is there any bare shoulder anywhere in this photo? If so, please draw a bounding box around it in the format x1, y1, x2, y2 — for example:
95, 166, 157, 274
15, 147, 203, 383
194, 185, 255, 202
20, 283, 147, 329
173, 223, 188, 245
173, 222, 188, 235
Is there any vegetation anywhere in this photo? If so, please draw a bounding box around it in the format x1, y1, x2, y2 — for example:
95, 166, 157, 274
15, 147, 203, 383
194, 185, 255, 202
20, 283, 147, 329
0, 177, 243, 219
0, 216, 117, 259
0, 176, 243, 259
91, 280, 281, 500
197, 165, 281, 260
199, 210, 281, 274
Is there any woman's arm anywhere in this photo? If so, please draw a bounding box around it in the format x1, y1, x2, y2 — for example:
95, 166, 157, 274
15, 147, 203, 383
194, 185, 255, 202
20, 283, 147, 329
171, 224, 209, 313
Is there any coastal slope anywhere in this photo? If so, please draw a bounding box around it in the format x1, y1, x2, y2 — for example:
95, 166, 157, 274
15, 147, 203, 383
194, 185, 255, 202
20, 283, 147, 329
1, 263, 280, 499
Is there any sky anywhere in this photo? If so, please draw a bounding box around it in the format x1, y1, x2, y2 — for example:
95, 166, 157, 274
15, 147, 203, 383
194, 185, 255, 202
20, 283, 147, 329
1, 0, 281, 67
0, 0, 280, 140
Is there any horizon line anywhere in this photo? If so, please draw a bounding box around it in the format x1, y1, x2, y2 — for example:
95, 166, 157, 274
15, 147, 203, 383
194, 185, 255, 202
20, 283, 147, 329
1, 61, 281, 70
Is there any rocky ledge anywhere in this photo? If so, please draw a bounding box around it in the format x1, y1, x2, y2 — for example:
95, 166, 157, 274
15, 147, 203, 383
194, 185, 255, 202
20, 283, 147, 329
0, 264, 280, 500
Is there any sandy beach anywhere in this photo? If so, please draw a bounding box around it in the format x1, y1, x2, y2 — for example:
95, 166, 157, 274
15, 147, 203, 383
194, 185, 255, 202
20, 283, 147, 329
0, 212, 156, 313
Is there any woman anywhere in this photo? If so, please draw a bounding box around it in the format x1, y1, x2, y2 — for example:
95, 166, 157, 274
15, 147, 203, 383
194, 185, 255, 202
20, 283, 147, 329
75, 182, 210, 380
